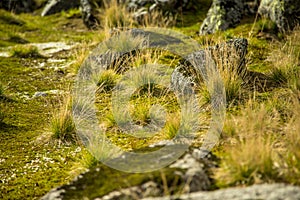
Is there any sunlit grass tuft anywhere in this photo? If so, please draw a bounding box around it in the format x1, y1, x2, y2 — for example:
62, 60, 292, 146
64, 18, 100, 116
268, 27, 300, 90
280, 96, 300, 184
96, 69, 120, 92
100, 0, 133, 28
216, 102, 281, 186
51, 96, 77, 142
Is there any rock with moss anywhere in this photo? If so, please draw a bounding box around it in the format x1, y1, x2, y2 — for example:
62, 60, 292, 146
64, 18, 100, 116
258, 0, 300, 32
199, 0, 245, 35
40, 147, 215, 200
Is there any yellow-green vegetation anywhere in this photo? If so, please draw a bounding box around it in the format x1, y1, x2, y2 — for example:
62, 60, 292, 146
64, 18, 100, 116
1, 1, 300, 200
99, 0, 134, 28
10, 44, 43, 58
0, 81, 4, 96
51, 97, 76, 142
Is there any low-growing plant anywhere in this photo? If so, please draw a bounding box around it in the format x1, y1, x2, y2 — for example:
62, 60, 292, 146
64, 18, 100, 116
268, 27, 300, 89
51, 97, 76, 142
96, 69, 120, 92
0, 110, 4, 123
280, 96, 300, 184
216, 102, 282, 187
100, 0, 133, 28
199, 41, 249, 106
62, 8, 82, 19
10, 45, 43, 58
0, 82, 4, 96
164, 113, 181, 139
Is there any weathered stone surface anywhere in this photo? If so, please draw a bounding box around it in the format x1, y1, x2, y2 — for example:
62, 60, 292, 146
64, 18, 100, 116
40, 187, 65, 200
258, 0, 300, 32
41, 0, 80, 16
40, 147, 215, 200
80, 0, 100, 29
199, 0, 245, 35
95, 181, 161, 200
141, 184, 300, 200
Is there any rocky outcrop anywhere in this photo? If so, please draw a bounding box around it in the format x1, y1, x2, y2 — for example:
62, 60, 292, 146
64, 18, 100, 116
80, 0, 100, 30
40, 148, 216, 200
41, 0, 80, 16
141, 183, 300, 200
258, 0, 300, 32
199, 0, 245, 35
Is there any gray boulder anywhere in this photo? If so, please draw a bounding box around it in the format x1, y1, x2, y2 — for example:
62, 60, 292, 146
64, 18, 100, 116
40, 147, 215, 200
41, 0, 80, 16
80, 0, 100, 29
199, 0, 245, 35
142, 183, 300, 200
258, 0, 300, 32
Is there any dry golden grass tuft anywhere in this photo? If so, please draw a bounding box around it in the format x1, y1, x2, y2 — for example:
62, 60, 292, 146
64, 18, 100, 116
51, 95, 77, 143
100, 0, 134, 29
216, 101, 282, 187
267, 27, 300, 90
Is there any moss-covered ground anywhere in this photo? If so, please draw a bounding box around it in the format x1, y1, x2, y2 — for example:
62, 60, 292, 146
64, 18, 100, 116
0, 1, 300, 199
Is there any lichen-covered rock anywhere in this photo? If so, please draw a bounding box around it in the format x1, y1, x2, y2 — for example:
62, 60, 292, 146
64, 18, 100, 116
40, 147, 215, 200
80, 0, 100, 30
141, 184, 300, 200
258, 0, 300, 32
199, 0, 245, 35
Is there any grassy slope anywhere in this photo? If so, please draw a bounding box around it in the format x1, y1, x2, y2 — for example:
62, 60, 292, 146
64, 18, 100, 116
0, 1, 300, 199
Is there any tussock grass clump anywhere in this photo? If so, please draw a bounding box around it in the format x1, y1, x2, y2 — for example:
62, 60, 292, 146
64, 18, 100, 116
164, 113, 181, 139
96, 69, 120, 92
268, 27, 300, 90
51, 97, 76, 142
10, 45, 43, 58
279, 96, 300, 184
216, 102, 282, 186
100, 0, 133, 28
199, 41, 249, 106
70, 44, 91, 74
137, 9, 177, 27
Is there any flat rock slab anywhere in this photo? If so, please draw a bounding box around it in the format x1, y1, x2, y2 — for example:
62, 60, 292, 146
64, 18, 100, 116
142, 183, 300, 200
0, 42, 77, 57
